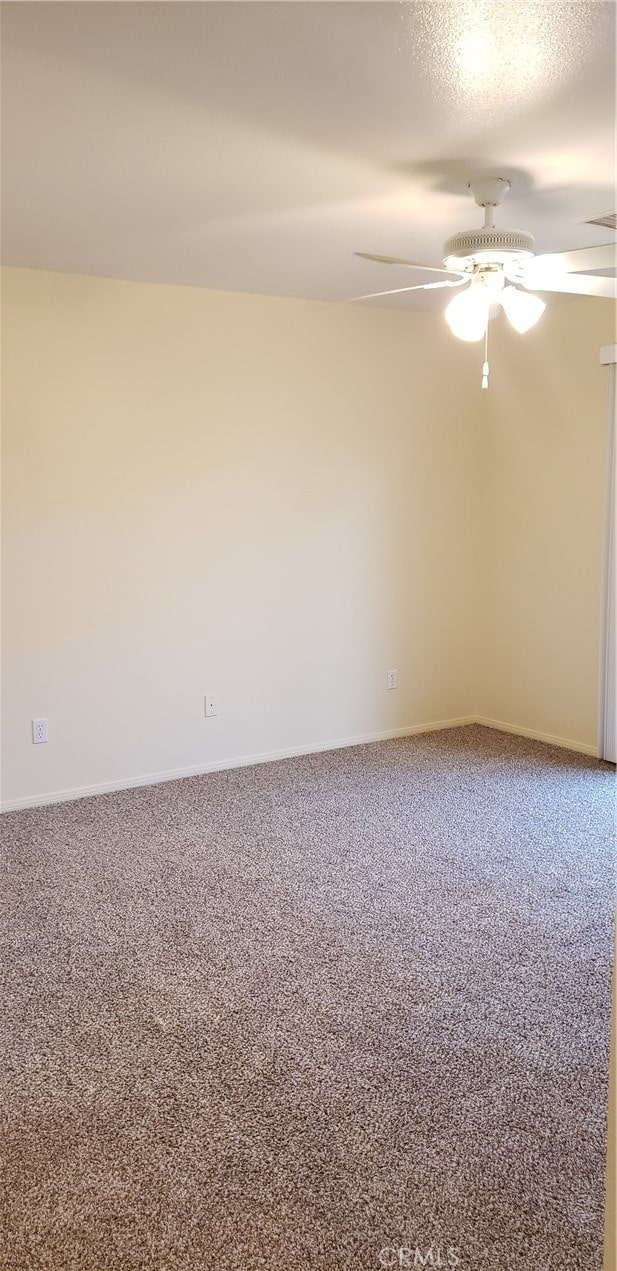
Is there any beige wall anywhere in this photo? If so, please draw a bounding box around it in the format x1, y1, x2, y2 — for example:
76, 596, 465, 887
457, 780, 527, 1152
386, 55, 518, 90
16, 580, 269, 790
476, 296, 615, 751
1, 270, 613, 808
1, 267, 479, 806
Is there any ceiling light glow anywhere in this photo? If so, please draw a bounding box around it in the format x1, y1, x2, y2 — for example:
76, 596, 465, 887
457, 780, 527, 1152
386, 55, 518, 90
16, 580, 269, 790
458, 27, 493, 79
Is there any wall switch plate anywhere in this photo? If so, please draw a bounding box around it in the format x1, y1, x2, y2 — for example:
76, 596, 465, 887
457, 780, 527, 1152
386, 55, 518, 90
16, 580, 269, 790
387, 670, 398, 690
204, 695, 218, 718
32, 718, 48, 744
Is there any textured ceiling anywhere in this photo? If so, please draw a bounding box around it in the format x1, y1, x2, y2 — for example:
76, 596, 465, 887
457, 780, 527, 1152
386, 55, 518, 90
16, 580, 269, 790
1, 2, 615, 308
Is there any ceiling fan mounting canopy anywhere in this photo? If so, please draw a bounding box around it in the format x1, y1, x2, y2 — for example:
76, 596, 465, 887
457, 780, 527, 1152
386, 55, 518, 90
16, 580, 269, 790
468, 175, 512, 208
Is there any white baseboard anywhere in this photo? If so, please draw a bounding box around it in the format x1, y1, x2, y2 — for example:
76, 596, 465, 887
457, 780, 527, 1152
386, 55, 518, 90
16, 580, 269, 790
1, 715, 599, 814
472, 715, 598, 757
0, 716, 475, 813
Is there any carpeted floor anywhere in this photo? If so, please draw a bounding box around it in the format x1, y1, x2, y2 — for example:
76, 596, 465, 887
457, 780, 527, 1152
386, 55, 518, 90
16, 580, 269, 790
1, 725, 614, 1271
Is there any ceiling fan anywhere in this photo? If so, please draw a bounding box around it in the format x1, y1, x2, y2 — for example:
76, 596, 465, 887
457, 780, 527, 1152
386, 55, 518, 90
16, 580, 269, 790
355, 177, 616, 388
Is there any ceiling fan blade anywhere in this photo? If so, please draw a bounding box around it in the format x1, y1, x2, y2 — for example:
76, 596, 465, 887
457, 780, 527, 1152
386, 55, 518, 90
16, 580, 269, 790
355, 252, 468, 278
346, 279, 468, 304
522, 274, 617, 299
530, 243, 616, 274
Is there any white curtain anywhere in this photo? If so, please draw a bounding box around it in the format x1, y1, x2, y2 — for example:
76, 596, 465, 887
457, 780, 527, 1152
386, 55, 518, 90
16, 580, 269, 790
599, 355, 616, 763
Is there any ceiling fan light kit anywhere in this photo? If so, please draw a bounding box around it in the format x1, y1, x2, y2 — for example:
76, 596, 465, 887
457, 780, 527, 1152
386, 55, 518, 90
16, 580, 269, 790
356, 175, 616, 389
445, 271, 546, 343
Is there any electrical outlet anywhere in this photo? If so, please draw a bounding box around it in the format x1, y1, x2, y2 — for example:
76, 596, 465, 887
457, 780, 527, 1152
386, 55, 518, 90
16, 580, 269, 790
32, 718, 48, 744
204, 695, 218, 718
387, 669, 398, 691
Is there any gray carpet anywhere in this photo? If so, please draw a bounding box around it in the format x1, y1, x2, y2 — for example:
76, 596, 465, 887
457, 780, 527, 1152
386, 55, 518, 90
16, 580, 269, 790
1, 725, 614, 1271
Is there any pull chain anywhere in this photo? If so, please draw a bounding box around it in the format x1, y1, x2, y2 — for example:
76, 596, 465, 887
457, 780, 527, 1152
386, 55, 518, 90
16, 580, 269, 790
481, 322, 489, 391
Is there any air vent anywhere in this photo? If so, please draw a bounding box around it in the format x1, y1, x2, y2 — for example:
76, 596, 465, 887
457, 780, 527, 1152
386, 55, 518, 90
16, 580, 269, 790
585, 213, 617, 230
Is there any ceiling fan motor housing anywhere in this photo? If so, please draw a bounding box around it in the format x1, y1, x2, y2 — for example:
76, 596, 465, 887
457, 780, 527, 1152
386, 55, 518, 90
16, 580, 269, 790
443, 227, 535, 275
442, 227, 534, 279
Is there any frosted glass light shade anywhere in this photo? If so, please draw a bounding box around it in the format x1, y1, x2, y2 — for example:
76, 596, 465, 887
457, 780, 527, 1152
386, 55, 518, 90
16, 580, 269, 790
501, 285, 546, 334
445, 288, 489, 341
